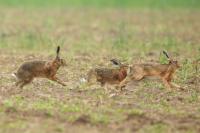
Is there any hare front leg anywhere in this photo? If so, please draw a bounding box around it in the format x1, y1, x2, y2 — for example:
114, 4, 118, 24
161, 78, 172, 90
118, 76, 132, 91
162, 74, 181, 89
170, 82, 181, 89
119, 73, 144, 90
49, 76, 66, 86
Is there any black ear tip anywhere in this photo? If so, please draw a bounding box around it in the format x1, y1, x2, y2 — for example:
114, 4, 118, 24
57, 46, 60, 53
110, 59, 115, 63
110, 59, 120, 65
163, 50, 170, 58
163, 50, 166, 54
110, 59, 115, 61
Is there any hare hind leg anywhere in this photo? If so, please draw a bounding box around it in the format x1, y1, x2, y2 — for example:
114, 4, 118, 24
101, 82, 109, 93
19, 78, 33, 88
15, 80, 23, 86
87, 69, 96, 82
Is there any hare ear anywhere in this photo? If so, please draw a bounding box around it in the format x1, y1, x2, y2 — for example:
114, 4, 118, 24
56, 46, 60, 58
110, 59, 121, 65
163, 50, 170, 59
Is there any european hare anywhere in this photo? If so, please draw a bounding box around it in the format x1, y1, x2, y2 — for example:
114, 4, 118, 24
14, 46, 67, 88
87, 59, 129, 88
119, 51, 181, 90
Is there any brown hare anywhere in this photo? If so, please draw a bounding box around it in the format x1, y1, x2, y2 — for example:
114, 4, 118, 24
119, 51, 181, 90
87, 59, 129, 88
14, 46, 67, 88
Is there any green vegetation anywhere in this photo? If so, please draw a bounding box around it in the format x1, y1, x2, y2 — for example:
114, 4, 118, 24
0, 0, 199, 9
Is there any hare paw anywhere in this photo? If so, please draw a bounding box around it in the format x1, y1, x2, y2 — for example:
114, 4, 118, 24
62, 83, 66, 86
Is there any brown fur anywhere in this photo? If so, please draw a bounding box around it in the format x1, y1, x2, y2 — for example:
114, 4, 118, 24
119, 51, 181, 90
14, 46, 67, 88
87, 59, 128, 87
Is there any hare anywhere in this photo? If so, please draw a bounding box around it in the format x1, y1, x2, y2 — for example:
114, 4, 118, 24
119, 51, 181, 90
87, 59, 129, 88
14, 46, 67, 88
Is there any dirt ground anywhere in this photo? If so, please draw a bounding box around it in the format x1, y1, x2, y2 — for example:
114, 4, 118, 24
0, 9, 200, 133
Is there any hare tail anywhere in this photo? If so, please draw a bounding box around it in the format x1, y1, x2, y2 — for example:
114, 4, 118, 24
80, 77, 87, 83
11, 72, 17, 78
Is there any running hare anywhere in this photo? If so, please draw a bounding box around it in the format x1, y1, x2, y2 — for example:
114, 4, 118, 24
14, 46, 67, 88
87, 59, 129, 88
119, 51, 181, 90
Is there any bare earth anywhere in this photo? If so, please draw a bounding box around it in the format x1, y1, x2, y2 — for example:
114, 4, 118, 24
0, 9, 200, 133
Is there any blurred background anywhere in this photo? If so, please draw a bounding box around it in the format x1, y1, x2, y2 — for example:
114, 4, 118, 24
0, 0, 199, 58
0, 0, 199, 8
